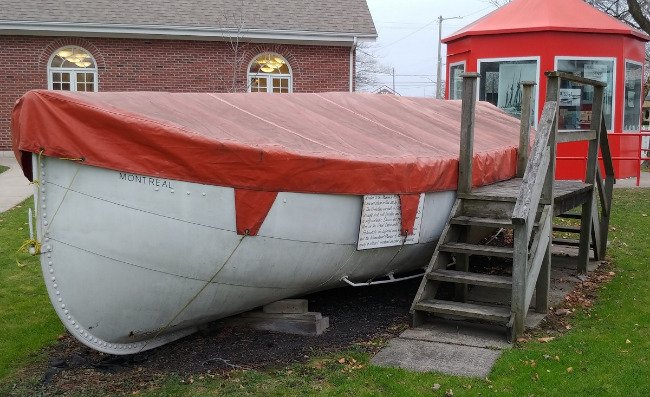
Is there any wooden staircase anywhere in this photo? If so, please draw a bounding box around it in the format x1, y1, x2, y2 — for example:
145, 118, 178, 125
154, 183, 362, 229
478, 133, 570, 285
410, 72, 615, 339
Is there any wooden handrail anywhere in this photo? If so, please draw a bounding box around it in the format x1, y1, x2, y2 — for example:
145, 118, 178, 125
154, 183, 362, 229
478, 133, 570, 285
545, 71, 608, 87
511, 70, 614, 336
512, 101, 557, 226
517, 81, 536, 177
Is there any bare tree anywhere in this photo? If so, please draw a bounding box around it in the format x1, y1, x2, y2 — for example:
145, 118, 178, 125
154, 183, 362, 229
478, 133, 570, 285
355, 42, 391, 92
589, 1, 650, 98
216, 5, 251, 93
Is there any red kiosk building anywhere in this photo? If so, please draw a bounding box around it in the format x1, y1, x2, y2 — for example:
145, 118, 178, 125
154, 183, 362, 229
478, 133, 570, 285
443, 0, 649, 179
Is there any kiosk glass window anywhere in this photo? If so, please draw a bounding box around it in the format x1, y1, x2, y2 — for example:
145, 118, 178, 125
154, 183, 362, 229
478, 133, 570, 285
449, 63, 465, 99
556, 59, 614, 130
623, 61, 642, 131
478, 59, 537, 120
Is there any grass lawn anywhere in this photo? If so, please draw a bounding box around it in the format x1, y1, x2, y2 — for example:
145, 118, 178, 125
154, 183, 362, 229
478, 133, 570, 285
0, 198, 63, 380
0, 189, 649, 396
0, 164, 9, 175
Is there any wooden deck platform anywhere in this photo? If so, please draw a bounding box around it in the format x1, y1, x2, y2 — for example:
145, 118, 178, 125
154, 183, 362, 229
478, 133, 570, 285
461, 179, 592, 216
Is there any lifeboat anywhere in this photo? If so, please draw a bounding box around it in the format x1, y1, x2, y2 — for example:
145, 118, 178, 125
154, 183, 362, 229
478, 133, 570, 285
12, 90, 520, 354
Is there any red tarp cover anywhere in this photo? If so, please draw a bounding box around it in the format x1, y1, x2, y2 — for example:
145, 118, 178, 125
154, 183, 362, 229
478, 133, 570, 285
13, 90, 522, 195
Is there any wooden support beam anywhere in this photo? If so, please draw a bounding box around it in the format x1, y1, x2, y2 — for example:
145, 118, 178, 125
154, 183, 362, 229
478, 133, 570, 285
545, 71, 607, 87
541, 75, 559, 206
598, 115, 615, 258
458, 73, 479, 194
556, 129, 597, 143
511, 224, 528, 337
577, 85, 604, 273
454, 228, 469, 303
517, 81, 536, 178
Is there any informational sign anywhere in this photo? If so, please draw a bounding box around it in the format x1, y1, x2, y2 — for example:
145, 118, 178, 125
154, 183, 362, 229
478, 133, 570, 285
559, 88, 581, 107
583, 64, 608, 83
357, 194, 424, 250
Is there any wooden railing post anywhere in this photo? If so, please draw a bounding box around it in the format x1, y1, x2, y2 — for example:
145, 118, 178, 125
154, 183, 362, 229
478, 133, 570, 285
599, 118, 615, 257
455, 73, 478, 301
517, 81, 536, 178
542, 73, 559, 205
535, 73, 561, 315
458, 73, 479, 194
576, 85, 605, 273
511, 223, 528, 336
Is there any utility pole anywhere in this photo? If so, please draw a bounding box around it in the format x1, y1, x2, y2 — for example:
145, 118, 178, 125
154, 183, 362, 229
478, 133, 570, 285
436, 15, 462, 99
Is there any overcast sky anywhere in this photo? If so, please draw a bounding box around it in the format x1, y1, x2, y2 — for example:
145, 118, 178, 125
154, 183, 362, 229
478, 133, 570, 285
365, 0, 499, 97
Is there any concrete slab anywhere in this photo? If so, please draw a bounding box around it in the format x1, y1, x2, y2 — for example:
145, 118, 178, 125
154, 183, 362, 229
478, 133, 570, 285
0, 156, 33, 213
371, 338, 501, 377
225, 311, 330, 335
373, 246, 606, 377
263, 299, 308, 314
614, 172, 650, 188
400, 320, 510, 350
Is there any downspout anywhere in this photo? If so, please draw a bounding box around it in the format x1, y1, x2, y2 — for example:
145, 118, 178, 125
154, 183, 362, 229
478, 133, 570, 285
349, 37, 357, 92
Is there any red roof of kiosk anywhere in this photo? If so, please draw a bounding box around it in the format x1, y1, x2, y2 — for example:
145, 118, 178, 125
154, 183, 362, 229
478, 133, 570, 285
12, 90, 521, 195
444, 0, 650, 43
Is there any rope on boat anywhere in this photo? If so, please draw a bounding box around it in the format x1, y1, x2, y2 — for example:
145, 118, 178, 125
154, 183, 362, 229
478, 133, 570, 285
30, 149, 44, 187
44, 162, 82, 235
19, 150, 44, 259
137, 234, 246, 353
20, 149, 83, 258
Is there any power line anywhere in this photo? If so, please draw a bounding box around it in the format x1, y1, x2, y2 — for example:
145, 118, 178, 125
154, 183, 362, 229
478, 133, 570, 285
373, 4, 495, 52
373, 18, 438, 50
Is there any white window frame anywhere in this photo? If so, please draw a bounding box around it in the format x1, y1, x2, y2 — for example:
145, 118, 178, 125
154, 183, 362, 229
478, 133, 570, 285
247, 53, 293, 93
623, 59, 644, 132
477, 56, 541, 128
554, 56, 617, 131
47, 46, 98, 92
448, 60, 466, 100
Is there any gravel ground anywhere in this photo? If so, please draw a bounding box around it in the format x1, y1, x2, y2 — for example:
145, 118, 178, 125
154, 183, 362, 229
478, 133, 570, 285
28, 279, 421, 395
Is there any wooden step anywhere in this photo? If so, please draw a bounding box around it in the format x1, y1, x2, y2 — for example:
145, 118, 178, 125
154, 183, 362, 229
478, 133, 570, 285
439, 242, 514, 258
413, 299, 511, 323
553, 238, 580, 246
458, 192, 518, 202
450, 216, 513, 228
427, 269, 512, 289
557, 213, 582, 220
553, 225, 581, 233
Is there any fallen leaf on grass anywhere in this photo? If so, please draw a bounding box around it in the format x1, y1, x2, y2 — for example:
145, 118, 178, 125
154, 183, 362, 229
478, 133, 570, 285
625, 339, 632, 344
445, 389, 454, 397
566, 367, 573, 373
555, 308, 571, 316
338, 358, 346, 364
432, 384, 441, 390
538, 337, 555, 343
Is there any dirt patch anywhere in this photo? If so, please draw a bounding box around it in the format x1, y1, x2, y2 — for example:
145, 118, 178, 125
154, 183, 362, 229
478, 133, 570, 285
14, 279, 420, 396
518, 259, 616, 342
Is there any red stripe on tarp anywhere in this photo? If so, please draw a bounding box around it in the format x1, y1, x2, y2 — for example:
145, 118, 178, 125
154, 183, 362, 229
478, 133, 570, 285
399, 194, 420, 236
234, 189, 278, 236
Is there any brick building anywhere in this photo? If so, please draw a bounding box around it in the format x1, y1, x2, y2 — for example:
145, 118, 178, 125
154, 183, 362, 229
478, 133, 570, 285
0, 1, 377, 151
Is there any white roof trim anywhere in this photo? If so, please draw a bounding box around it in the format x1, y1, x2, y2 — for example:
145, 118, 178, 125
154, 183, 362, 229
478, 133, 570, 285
0, 21, 377, 45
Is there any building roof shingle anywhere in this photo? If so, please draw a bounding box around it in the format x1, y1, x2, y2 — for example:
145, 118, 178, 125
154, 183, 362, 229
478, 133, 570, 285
0, 0, 377, 42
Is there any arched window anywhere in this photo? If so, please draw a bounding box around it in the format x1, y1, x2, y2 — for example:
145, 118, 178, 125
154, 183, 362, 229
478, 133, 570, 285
48, 46, 98, 92
248, 53, 292, 93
